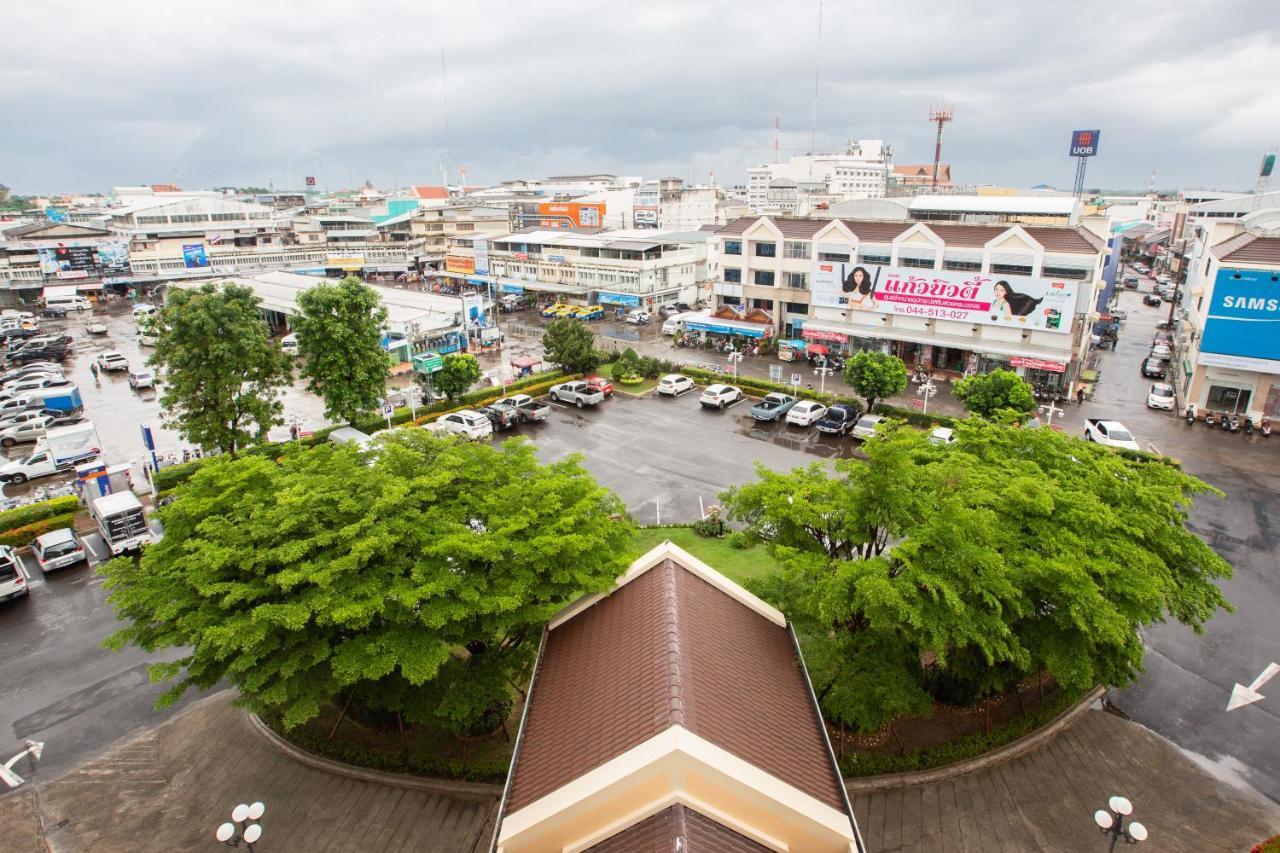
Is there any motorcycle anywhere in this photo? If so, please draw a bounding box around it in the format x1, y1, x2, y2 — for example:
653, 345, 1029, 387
1262, 417, 1273, 437
1222, 412, 1236, 432
1245, 415, 1255, 435
1185, 404, 1197, 425
1204, 410, 1217, 427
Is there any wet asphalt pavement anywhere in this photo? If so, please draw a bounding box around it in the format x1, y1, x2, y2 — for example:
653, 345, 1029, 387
2, 274, 1279, 805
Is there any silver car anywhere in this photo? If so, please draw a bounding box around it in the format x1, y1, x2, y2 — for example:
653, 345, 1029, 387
33, 528, 87, 571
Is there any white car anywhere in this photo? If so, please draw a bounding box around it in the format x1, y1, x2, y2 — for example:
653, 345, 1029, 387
32, 528, 87, 572
433, 409, 494, 440
1146, 383, 1176, 411
699, 384, 742, 409
128, 369, 155, 390
625, 310, 652, 325
851, 413, 885, 440
657, 374, 695, 396
785, 400, 828, 427
96, 351, 129, 372
929, 427, 956, 445
0, 546, 28, 602
280, 333, 299, 355
1150, 344, 1172, 361
1083, 419, 1140, 451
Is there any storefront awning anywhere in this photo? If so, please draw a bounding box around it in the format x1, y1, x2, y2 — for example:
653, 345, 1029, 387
684, 316, 772, 339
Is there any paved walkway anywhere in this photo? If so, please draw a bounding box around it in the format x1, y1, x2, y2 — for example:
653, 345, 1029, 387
851, 707, 1279, 852
0, 691, 496, 853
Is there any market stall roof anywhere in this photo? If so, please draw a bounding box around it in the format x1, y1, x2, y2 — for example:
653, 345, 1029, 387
807, 343, 829, 355
681, 310, 773, 339
779, 338, 806, 349
510, 355, 541, 369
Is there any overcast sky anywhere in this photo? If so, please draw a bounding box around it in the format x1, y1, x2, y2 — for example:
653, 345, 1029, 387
5, 1, 1278, 195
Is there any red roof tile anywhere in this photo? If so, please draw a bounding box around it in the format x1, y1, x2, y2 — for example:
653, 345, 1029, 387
587, 803, 772, 852
410, 185, 449, 200
1215, 234, 1280, 264
504, 558, 846, 814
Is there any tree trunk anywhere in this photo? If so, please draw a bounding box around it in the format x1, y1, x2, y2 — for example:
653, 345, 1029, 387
328, 690, 355, 739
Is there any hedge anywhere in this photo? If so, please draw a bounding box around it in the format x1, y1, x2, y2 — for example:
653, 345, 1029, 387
0, 511, 78, 548
871, 402, 961, 430
0, 495, 79, 535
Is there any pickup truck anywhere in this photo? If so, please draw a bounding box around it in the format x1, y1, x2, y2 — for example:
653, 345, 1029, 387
1083, 418, 1140, 451
549, 381, 605, 408
750, 392, 798, 422
480, 404, 518, 431
0, 420, 101, 484
493, 393, 551, 423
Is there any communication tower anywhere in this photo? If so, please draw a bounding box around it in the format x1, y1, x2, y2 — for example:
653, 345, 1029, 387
929, 105, 954, 191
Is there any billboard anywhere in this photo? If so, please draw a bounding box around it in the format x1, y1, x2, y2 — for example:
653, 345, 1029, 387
1199, 267, 1280, 368
182, 243, 210, 269
97, 242, 130, 274
597, 291, 641, 307
461, 292, 484, 327
812, 262, 1076, 335
634, 207, 659, 228
326, 254, 365, 270
1069, 129, 1101, 157
305, 176, 317, 187
473, 238, 490, 275
38, 246, 97, 275
445, 255, 475, 275
538, 202, 604, 229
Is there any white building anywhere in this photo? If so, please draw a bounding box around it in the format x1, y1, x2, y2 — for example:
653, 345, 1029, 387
907, 195, 1079, 225
747, 140, 892, 212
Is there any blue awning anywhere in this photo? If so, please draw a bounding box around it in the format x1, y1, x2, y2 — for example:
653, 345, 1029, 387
499, 283, 524, 294
597, 291, 641, 307
685, 320, 769, 339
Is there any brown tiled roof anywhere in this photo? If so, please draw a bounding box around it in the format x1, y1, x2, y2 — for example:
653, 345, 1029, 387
504, 558, 846, 813
1215, 233, 1280, 264
715, 216, 1101, 253
587, 803, 772, 852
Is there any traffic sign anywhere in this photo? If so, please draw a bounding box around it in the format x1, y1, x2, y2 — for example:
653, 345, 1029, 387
768, 364, 783, 382
911, 399, 925, 410
791, 373, 802, 387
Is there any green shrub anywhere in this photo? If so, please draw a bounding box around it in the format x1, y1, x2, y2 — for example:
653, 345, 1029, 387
727, 530, 755, 550
0, 511, 78, 548
637, 356, 662, 379
870, 402, 961, 430
153, 460, 206, 492
0, 495, 79, 534
692, 518, 725, 538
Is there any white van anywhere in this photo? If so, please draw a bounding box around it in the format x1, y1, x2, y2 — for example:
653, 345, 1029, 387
44, 293, 92, 312
662, 311, 698, 335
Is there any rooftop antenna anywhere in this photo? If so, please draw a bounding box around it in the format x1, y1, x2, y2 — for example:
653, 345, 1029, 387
929, 105, 953, 192
810, 0, 824, 156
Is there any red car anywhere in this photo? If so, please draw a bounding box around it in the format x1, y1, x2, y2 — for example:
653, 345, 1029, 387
584, 375, 614, 398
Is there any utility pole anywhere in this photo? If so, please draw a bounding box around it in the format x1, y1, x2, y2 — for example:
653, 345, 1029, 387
929, 105, 954, 191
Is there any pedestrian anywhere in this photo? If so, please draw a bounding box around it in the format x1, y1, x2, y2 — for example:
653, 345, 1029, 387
289, 422, 299, 441
90, 361, 100, 385
1076, 386, 1085, 405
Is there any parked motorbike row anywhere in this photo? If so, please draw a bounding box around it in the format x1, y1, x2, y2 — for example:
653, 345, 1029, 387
0, 481, 75, 512
1185, 405, 1272, 436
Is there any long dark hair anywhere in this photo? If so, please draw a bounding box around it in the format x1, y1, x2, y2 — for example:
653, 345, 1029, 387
994, 280, 1043, 316
842, 266, 875, 296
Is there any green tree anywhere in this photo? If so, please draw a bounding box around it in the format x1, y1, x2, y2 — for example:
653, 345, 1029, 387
842, 351, 908, 413
542, 317, 600, 374
293, 276, 390, 424
723, 421, 1233, 731
953, 369, 1038, 420
101, 432, 633, 731
148, 283, 292, 455
433, 353, 482, 400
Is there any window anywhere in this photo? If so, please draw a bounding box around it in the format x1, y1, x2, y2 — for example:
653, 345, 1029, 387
784, 271, 808, 289
859, 253, 890, 265
754, 242, 776, 258
723, 240, 742, 255
785, 301, 808, 314
899, 257, 935, 269
991, 263, 1033, 276
753, 270, 775, 286
137, 216, 168, 225
1040, 266, 1090, 280
818, 252, 850, 263
944, 259, 982, 271
723, 267, 742, 283
751, 298, 773, 310
720, 295, 742, 307
784, 241, 809, 259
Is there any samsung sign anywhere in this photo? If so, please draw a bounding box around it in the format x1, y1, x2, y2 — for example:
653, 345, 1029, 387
1199, 267, 1280, 373
1069, 129, 1101, 157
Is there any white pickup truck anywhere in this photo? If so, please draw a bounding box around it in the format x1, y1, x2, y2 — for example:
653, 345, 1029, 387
1083, 418, 1140, 451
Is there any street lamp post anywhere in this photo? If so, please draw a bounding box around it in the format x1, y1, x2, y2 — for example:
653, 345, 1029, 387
216, 801, 265, 852
727, 350, 743, 383
1094, 795, 1147, 852
917, 381, 937, 415
813, 364, 834, 396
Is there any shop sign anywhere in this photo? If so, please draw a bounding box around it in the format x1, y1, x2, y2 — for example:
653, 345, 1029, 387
55, 270, 90, 280
812, 261, 1076, 335
499, 283, 525, 294
326, 254, 365, 270
596, 291, 640, 307
513, 252, 528, 261
801, 327, 848, 342
1197, 350, 1280, 375
182, 243, 211, 269
1201, 267, 1280, 363
413, 352, 443, 374
1009, 356, 1067, 373
547, 254, 566, 263
39, 246, 97, 275
473, 238, 490, 275
445, 255, 476, 275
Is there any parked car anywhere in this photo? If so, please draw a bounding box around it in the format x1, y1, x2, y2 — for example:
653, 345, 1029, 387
0, 415, 53, 447
1108, 308, 1128, 320
657, 374, 695, 396
815, 403, 861, 435
570, 305, 604, 321
1084, 418, 1140, 451
21, 334, 73, 349
851, 413, 886, 440
492, 394, 551, 423
750, 392, 798, 421
1150, 344, 1172, 361
548, 380, 605, 408
1142, 294, 1162, 306
0, 364, 61, 383
480, 404, 519, 432
41, 305, 69, 319
625, 310, 652, 325
1123, 276, 1139, 289
541, 303, 570, 318
0, 327, 40, 342
8, 345, 69, 364
0, 410, 52, 432
785, 400, 828, 427
433, 409, 494, 440
85, 320, 109, 335
0, 546, 29, 603
699, 384, 742, 409
0, 375, 73, 399
583, 375, 614, 398
128, 369, 155, 390
658, 304, 683, 319
1147, 383, 1176, 411
280, 333, 299, 355
32, 528, 87, 572
1141, 358, 1166, 379
96, 351, 129, 371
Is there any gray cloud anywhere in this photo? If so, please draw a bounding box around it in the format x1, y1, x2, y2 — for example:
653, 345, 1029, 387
4, 0, 1277, 194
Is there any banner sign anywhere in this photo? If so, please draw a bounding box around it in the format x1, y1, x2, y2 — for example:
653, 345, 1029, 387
445, 255, 475, 275
473, 238, 489, 275
96, 242, 130, 274
812, 261, 1076, 335
499, 283, 524, 294
325, 254, 365, 270
461, 292, 484, 327
596, 291, 640, 307
1009, 356, 1066, 373
1200, 267, 1280, 365
305, 176, 317, 187
38, 246, 96, 275
801, 328, 848, 342
182, 243, 210, 269
634, 208, 659, 227
1070, 129, 1101, 157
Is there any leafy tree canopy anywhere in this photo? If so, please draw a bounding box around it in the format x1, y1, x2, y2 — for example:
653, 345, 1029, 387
842, 351, 908, 413
148, 282, 292, 455
293, 276, 390, 424
724, 420, 1232, 731
433, 353, 482, 400
102, 431, 633, 731
953, 368, 1038, 421
542, 318, 600, 374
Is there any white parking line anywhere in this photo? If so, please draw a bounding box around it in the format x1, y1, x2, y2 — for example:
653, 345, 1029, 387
81, 535, 108, 563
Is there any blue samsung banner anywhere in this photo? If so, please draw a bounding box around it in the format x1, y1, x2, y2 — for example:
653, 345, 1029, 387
1201, 267, 1280, 363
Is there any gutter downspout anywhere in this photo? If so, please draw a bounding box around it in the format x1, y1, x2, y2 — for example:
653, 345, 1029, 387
788, 622, 867, 853
487, 626, 548, 853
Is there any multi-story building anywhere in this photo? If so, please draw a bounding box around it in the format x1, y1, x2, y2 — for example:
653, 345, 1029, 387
712, 215, 1107, 389
907, 194, 1079, 226
373, 205, 509, 275
444, 228, 711, 310
0, 219, 125, 304
1174, 208, 1280, 419
747, 140, 892, 212
889, 164, 953, 193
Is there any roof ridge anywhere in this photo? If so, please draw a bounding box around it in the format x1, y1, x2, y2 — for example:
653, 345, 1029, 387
661, 560, 687, 728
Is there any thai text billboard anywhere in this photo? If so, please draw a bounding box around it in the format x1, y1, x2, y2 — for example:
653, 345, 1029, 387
812, 262, 1076, 335
445, 255, 475, 275
538, 202, 603, 229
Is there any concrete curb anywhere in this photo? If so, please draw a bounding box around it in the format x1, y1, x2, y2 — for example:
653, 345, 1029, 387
246, 712, 503, 802
843, 684, 1106, 793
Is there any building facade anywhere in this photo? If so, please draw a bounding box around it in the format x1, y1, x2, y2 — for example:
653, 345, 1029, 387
747, 141, 892, 212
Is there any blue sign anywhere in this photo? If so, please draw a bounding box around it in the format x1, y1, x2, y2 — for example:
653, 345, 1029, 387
182, 243, 210, 269
685, 320, 767, 339
596, 291, 641, 307
1201, 267, 1280, 362
45, 207, 66, 222
467, 277, 487, 287
499, 283, 525, 294
1069, 129, 1101, 157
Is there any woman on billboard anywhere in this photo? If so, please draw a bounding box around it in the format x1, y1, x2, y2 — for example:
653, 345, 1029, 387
841, 266, 880, 309
990, 280, 1043, 320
